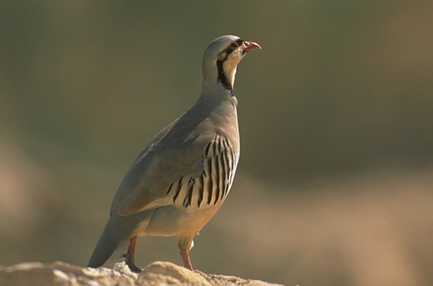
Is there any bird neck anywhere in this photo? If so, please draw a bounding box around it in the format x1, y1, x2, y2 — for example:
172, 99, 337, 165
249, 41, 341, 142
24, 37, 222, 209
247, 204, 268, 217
201, 80, 236, 98
198, 81, 238, 109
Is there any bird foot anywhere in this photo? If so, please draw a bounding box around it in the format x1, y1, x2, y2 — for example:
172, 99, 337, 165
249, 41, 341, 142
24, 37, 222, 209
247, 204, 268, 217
121, 253, 142, 273
126, 261, 142, 273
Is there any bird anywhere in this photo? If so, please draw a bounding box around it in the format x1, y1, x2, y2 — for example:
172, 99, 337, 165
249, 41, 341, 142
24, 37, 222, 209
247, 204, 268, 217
87, 35, 261, 272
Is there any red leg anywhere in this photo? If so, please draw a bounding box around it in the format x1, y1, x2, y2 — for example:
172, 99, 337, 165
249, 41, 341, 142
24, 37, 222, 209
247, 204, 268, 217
124, 236, 141, 273
178, 238, 194, 270
180, 249, 194, 270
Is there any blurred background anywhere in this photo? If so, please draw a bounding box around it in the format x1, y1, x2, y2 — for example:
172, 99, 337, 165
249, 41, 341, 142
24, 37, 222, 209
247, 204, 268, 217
1, 1, 433, 285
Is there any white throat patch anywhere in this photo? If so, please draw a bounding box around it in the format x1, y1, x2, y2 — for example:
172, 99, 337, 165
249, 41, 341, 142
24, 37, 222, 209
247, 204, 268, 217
222, 49, 243, 89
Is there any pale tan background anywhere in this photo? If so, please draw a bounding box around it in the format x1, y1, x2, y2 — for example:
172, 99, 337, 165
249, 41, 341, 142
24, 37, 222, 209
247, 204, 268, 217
1, 1, 433, 285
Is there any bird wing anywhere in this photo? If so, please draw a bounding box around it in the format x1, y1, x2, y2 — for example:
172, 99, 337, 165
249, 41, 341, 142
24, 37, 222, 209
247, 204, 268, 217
110, 118, 215, 216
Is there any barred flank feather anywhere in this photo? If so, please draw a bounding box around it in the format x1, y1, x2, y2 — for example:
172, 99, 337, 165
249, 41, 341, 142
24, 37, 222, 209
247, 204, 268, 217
170, 135, 238, 210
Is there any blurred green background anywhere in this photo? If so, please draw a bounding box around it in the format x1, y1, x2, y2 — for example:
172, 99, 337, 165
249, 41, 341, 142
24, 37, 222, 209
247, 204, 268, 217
1, 1, 433, 285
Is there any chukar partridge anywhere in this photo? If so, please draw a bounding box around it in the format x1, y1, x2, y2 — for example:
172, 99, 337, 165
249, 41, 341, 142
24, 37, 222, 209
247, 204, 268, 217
88, 35, 261, 271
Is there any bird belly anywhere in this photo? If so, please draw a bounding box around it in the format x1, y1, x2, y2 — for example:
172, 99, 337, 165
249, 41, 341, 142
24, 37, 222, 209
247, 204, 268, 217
142, 205, 221, 237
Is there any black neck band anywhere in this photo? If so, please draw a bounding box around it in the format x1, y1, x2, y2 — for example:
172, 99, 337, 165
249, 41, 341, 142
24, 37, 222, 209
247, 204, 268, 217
217, 58, 232, 90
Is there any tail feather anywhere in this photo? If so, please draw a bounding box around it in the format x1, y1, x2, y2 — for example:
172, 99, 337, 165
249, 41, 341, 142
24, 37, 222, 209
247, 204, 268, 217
88, 214, 147, 268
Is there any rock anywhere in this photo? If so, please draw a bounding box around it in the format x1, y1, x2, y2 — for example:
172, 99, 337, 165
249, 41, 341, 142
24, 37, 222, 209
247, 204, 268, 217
0, 261, 283, 286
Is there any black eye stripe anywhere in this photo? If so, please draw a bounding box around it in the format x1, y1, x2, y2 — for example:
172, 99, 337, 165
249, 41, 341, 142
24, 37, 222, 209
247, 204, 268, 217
220, 39, 244, 58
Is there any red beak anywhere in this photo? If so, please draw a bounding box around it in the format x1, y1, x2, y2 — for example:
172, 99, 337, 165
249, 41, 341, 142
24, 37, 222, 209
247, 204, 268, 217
243, 41, 262, 53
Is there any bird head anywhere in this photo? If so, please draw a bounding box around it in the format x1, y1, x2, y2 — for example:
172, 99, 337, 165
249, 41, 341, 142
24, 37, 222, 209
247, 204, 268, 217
202, 35, 262, 91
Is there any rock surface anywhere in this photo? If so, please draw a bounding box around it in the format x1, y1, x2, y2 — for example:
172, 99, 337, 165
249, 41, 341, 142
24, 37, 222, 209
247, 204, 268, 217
0, 261, 283, 286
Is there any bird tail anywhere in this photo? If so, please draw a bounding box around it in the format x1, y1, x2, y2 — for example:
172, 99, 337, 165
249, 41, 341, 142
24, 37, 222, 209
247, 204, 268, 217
87, 214, 146, 268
